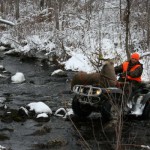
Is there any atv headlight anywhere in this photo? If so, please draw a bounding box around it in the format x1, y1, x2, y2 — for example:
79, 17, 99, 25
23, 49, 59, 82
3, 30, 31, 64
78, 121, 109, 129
95, 89, 102, 95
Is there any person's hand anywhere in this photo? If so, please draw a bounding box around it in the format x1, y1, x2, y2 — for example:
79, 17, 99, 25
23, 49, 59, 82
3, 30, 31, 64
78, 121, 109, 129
122, 71, 130, 77
122, 72, 127, 77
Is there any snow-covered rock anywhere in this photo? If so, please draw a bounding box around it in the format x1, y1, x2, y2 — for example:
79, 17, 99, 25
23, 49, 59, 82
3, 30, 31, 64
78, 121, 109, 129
51, 69, 67, 77
18, 106, 29, 117
0, 145, 6, 150
36, 112, 50, 122
0, 46, 7, 51
0, 65, 4, 71
54, 108, 74, 119
11, 72, 25, 83
27, 101, 52, 115
54, 108, 67, 117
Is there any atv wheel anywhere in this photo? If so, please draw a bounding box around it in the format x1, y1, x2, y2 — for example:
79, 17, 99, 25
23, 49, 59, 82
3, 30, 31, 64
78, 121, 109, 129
72, 95, 92, 118
100, 101, 112, 121
142, 100, 150, 119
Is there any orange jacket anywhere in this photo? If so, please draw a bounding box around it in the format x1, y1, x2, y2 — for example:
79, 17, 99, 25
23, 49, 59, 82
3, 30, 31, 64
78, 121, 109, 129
122, 61, 141, 82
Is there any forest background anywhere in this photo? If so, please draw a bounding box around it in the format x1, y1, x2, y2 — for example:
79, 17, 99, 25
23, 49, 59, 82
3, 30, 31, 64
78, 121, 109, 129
0, 0, 150, 81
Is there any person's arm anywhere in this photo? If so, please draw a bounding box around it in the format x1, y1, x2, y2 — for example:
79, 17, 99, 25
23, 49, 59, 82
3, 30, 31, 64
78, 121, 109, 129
114, 64, 123, 74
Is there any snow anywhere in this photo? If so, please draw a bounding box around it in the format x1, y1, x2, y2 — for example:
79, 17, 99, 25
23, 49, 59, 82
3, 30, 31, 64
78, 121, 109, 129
36, 113, 49, 118
141, 145, 150, 150
0, 145, 6, 150
131, 95, 145, 116
0, 65, 4, 70
20, 107, 29, 116
65, 52, 94, 72
11, 72, 25, 83
27, 102, 52, 115
0, 31, 149, 81
54, 108, 74, 119
51, 69, 64, 76
54, 108, 66, 117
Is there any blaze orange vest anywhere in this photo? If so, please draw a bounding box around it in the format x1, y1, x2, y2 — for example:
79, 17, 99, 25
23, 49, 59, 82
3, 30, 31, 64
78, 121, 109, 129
122, 61, 141, 82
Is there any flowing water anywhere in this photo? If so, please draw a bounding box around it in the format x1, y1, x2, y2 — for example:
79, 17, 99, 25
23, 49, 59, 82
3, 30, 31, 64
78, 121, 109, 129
0, 53, 150, 150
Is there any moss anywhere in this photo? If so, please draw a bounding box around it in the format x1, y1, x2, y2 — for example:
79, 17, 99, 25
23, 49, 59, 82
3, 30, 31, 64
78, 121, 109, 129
33, 138, 68, 149
1, 109, 27, 123
0, 133, 10, 141
47, 139, 68, 147
31, 125, 51, 136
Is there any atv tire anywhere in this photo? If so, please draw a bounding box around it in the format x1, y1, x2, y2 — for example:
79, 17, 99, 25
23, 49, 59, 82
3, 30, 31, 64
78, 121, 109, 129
100, 101, 112, 121
72, 95, 92, 118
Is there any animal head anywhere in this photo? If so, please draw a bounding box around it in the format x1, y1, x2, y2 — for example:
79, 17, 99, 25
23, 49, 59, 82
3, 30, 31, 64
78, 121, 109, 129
99, 59, 116, 82
101, 60, 114, 74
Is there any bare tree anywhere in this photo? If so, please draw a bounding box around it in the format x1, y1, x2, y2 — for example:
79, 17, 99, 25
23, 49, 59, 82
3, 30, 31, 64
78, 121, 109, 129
146, 0, 150, 51
15, 0, 20, 19
54, 1, 59, 30
119, 0, 122, 20
40, 0, 45, 10
0, 0, 4, 15
46, 0, 52, 8
124, 0, 131, 60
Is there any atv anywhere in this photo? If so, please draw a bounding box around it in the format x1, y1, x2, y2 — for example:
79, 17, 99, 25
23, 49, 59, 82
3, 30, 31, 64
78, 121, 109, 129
72, 82, 150, 120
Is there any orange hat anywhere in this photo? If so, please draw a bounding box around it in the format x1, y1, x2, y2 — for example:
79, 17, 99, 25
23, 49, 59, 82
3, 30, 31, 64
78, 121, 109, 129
131, 52, 140, 60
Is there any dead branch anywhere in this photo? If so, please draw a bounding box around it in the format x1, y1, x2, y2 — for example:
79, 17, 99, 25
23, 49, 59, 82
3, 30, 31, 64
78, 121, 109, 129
0, 18, 15, 26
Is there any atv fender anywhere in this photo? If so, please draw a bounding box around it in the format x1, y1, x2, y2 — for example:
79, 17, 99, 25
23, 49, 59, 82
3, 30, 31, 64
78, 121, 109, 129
141, 92, 150, 104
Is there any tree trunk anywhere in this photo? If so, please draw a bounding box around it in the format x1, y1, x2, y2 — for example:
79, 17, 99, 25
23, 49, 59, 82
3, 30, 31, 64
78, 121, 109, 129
47, 0, 52, 8
40, 0, 44, 10
0, 0, 4, 14
147, 0, 150, 51
54, 1, 59, 30
125, 0, 131, 60
15, 0, 20, 20
58, 0, 63, 11
120, 0, 122, 20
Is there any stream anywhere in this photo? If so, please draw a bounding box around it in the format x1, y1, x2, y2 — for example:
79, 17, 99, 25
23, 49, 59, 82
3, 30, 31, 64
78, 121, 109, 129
0, 53, 150, 150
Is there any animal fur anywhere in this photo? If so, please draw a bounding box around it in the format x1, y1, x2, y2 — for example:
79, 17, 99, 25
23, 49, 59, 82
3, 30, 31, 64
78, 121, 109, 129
71, 60, 117, 90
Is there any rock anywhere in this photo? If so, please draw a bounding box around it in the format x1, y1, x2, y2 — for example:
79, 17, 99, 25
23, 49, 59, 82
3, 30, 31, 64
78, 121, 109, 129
0, 65, 4, 71
18, 107, 29, 118
54, 108, 66, 117
35, 113, 50, 122
0, 46, 7, 51
11, 72, 25, 83
27, 101, 52, 115
0, 97, 6, 103
51, 69, 67, 77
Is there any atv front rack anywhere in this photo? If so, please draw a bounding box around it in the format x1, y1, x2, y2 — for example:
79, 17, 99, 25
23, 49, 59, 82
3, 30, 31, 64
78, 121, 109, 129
73, 85, 102, 97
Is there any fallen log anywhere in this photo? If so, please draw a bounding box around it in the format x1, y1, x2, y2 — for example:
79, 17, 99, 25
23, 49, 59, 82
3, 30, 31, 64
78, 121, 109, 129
0, 18, 15, 26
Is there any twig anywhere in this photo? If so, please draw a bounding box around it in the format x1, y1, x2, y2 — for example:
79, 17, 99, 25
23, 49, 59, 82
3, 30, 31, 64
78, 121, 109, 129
4, 37, 21, 45
68, 115, 91, 150
120, 144, 150, 149
63, 84, 91, 150
90, 118, 100, 150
